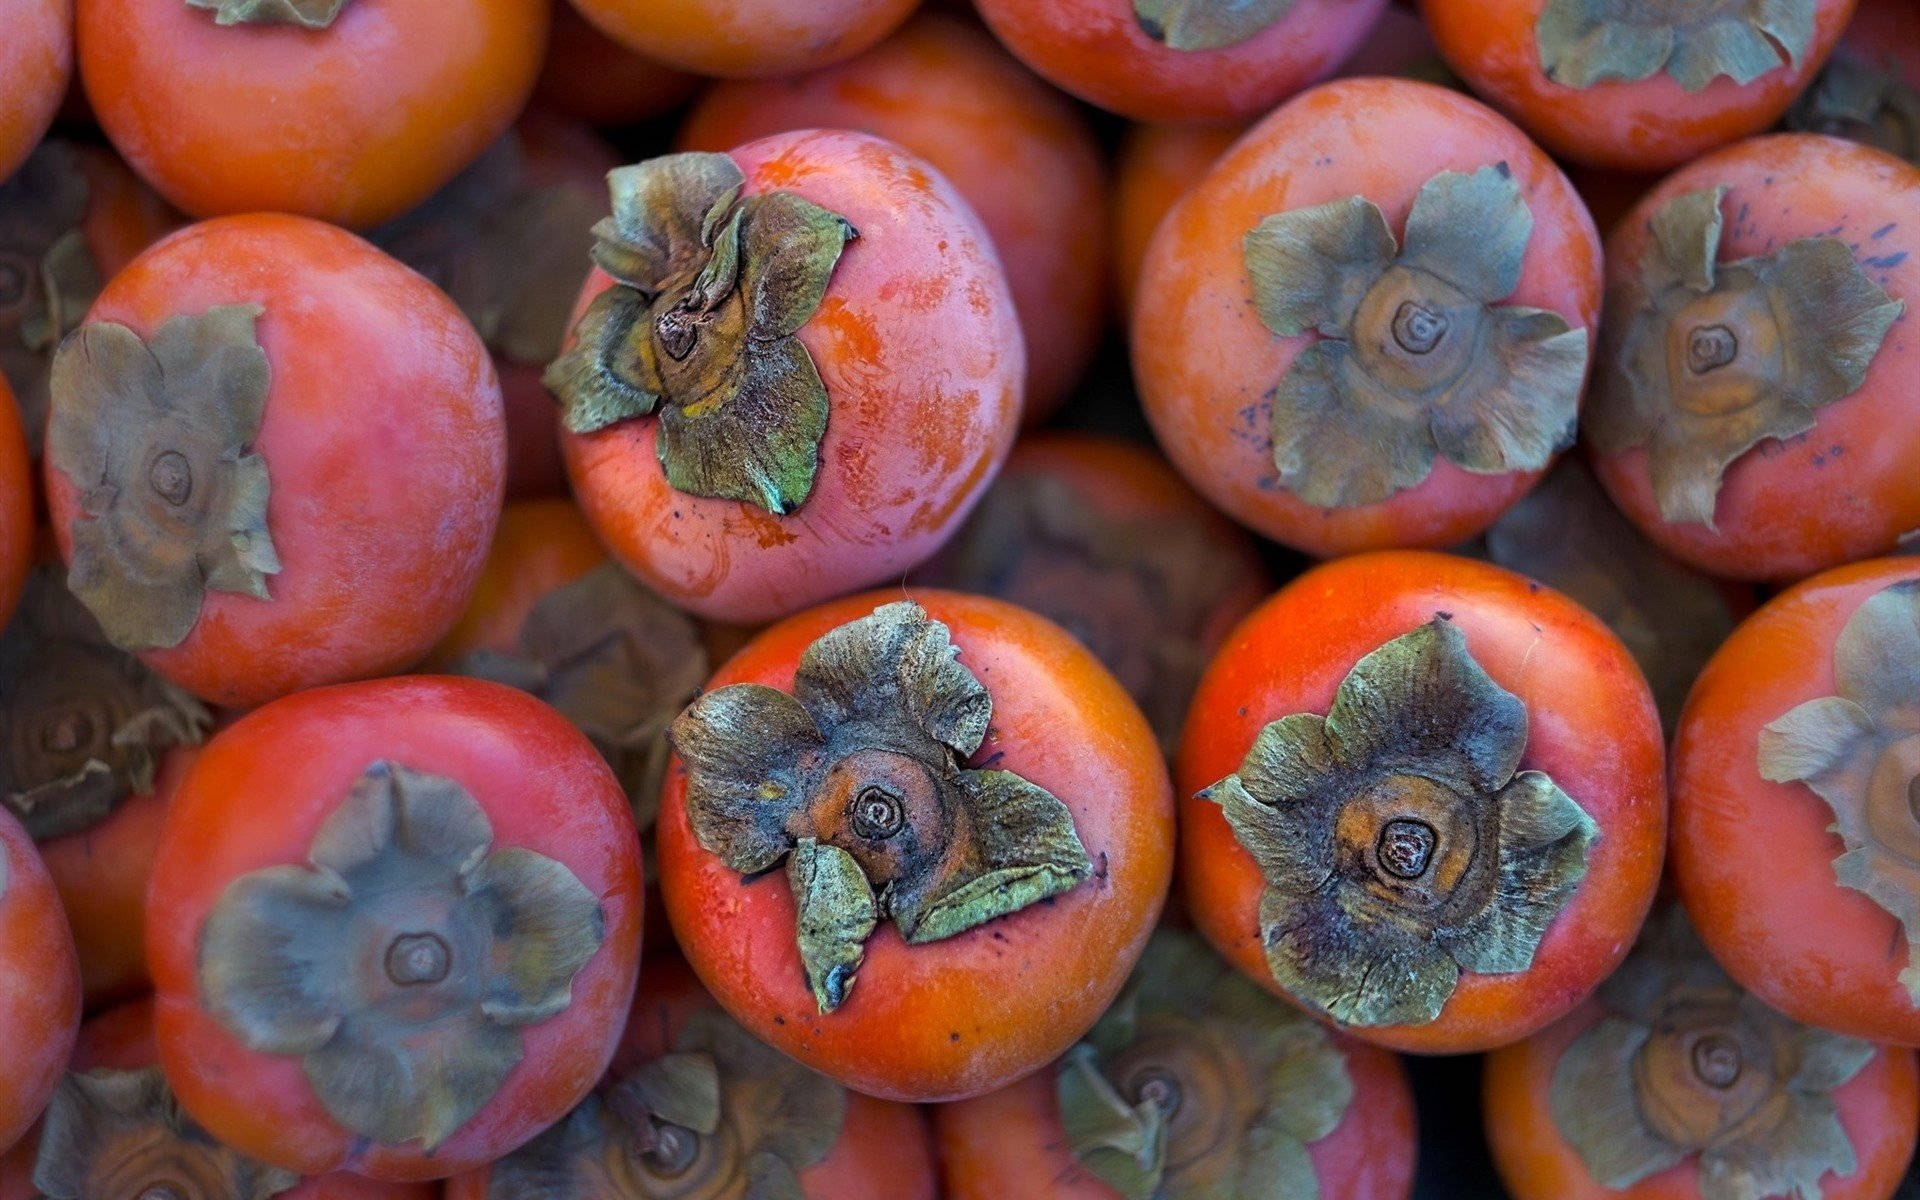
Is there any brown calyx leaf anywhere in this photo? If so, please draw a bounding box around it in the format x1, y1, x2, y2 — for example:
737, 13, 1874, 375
668, 601, 1091, 1013
543, 152, 855, 515
1133, 0, 1295, 51
0, 565, 213, 841
183, 0, 347, 28
1203, 618, 1597, 1027
1536, 0, 1815, 92
0, 140, 99, 457
1585, 186, 1904, 528
34, 1066, 300, 1200
48, 304, 282, 651
197, 760, 604, 1150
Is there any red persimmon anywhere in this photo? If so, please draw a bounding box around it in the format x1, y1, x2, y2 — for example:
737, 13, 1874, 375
0, 806, 80, 1153
0, 380, 29, 629
145, 676, 644, 1179
44, 214, 505, 708
534, 0, 701, 128
0, 0, 69, 184
566, 0, 918, 78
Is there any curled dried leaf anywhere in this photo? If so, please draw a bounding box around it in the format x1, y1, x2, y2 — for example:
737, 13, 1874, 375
1203, 618, 1597, 1027
1787, 51, 1920, 165
1536, 0, 1814, 91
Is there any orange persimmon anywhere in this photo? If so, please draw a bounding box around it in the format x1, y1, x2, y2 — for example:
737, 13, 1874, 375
534, 0, 701, 127
0, 807, 79, 1153
566, 0, 919, 78
1112, 121, 1243, 322
0, 0, 68, 184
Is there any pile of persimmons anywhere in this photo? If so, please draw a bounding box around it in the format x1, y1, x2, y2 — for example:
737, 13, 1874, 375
2, 0, 1919, 1196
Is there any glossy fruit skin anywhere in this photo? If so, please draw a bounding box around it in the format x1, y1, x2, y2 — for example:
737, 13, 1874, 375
1672, 558, 1920, 1045
936, 1024, 1417, 1200
446, 956, 941, 1199
45, 214, 506, 709
1589, 135, 1920, 584
1134, 78, 1603, 558
679, 13, 1107, 424
561, 129, 1023, 626
1112, 121, 1243, 323
0, 380, 30, 630
533, 0, 700, 127
566, 0, 918, 78
0, 807, 81, 1154
76, 0, 549, 229
1179, 552, 1665, 1054
1484, 996, 1920, 1199
38, 747, 192, 1012
973, 0, 1386, 122
429, 497, 606, 669
1420, 0, 1856, 172
145, 676, 644, 1179
658, 588, 1175, 1102
0, 0, 69, 184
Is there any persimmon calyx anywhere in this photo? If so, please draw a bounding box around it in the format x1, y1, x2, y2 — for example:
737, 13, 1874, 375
544, 152, 856, 516
487, 1008, 845, 1199
1482, 460, 1733, 731
1535, 0, 1814, 91
0, 566, 212, 841
1584, 186, 1903, 528
1787, 52, 1920, 165
1244, 163, 1587, 509
1551, 908, 1873, 1199
1202, 617, 1597, 1028
669, 600, 1092, 1014
196, 760, 605, 1150
183, 0, 347, 29
1132, 0, 1294, 51
0, 141, 100, 458
459, 563, 708, 833
373, 136, 607, 367
1058, 931, 1351, 1200
33, 1067, 300, 1200
919, 471, 1235, 754
48, 304, 283, 652
1760, 579, 1920, 1003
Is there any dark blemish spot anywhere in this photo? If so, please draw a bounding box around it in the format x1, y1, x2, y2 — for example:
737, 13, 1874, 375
1237, 706, 1248, 718
1865, 252, 1909, 270
774, 1015, 786, 1025
672, 510, 681, 519
1528, 581, 1541, 593
1435, 610, 1454, 621
950, 1031, 961, 1043
1736, 202, 1750, 225
1495, 161, 1512, 179
1095, 852, 1110, 881
991, 929, 1007, 942
976, 750, 1006, 770
1871, 223, 1896, 241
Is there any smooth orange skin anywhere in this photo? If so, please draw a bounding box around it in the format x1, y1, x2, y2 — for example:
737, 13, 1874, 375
0, 380, 30, 629
77, 0, 548, 229
0, 808, 80, 1155
937, 1025, 1417, 1200
658, 588, 1175, 1101
1179, 552, 1666, 1054
146, 677, 644, 1179
1135, 79, 1604, 559
1112, 121, 1244, 323
1672, 558, 1920, 1045
566, 0, 918, 78
561, 129, 1023, 626
38, 747, 192, 1012
428, 498, 606, 669
973, 0, 1385, 122
1589, 135, 1920, 583
70, 141, 182, 289
1420, 0, 1855, 172
679, 13, 1107, 423
0, 0, 69, 184
1485, 996, 1920, 1200
45, 214, 506, 709
447, 956, 939, 1200
534, 0, 701, 127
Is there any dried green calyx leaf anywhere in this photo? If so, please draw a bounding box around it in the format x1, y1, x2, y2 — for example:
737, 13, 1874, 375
1787, 51, 1920, 165
0, 566, 212, 841
458, 563, 708, 834
0, 140, 102, 457
487, 1008, 846, 1199
1245, 164, 1587, 509
1759, 578, 1920, 1003
1584, 186, 1904, 528
374, 136, 608, 366
48, 303, 283, 652
915, 469, 1256, 755
1133, 0, 1295, 51
196, 760, 605, 1150
1551, 907, 1874, 1199
34, 1067, 300, 1200
1482, 460, 1733, 731
1059, 931, 1352, 1200
1536, 0, 1815, 92
183, 0, 347, 28
1202, 618, 1598, 1028
544, 152, 856, 516
669, 600, 1092, 1013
